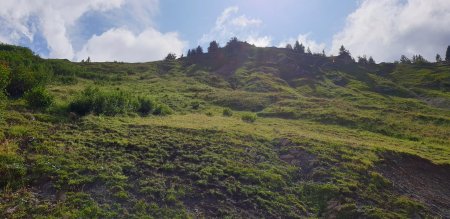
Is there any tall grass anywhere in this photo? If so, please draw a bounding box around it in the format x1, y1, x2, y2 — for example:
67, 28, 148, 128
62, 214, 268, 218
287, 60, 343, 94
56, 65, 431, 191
69, 87, 172, 116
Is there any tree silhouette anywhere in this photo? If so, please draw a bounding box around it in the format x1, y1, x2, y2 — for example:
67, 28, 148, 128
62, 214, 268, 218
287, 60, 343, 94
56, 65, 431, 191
208, 41, 219, 54
412, 54, 428, 64
187, 49, 192, 57
357, 55, 368, 64
368, 56, 375, 65
226, 37, 239, 47
285, 44, 293, 50
196, 46, 203, 54
436, 54, 442, 63
307, 47, 312, 54
338, 45, 350, 57
293, 41, 305, 54
446, 45, 450, 62
400, 55, 411, 64
164, 53, 177, 61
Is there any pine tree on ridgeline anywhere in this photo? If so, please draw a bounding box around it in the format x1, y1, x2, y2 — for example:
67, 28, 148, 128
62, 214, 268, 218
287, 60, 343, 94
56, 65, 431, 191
436, 54, 442, 63
285, 44, 293, 50
368, 56, 375, 65
293, 41, 305, 54
196, 46, 203, 54
446, 45, 450, 62
208, 41, 219, 54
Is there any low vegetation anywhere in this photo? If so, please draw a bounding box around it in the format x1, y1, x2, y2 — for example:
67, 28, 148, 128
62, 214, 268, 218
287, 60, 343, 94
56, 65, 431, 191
24, 86, 53, 109
241, 112, 257, 122
68, 87, 171, 116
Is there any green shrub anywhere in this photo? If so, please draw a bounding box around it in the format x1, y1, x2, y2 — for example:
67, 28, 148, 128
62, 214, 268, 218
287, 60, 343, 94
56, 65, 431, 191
6, 65, 51, 98
68, 87, 99, 116
0, 45, 52, 97
241, 113, 257, 123
69, 87, 171, 116
24, 86, 53, 109
137, 97, 157, 115
191, 101, 201, 110
0, 63, 10, 93
69, 87, 137, 116
154, 104, 172, 116
222, 108, 233, 117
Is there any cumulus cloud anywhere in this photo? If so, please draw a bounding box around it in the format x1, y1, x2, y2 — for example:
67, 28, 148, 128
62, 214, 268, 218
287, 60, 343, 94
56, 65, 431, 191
246, 36, 272, 47
278, 33, 326, 53
331, 0, 450, 62
0, 0, 125, 59
76, 27, 186, 62
231, 15, 262, 27
199, 6, 271, 47
0, 0, 181, 62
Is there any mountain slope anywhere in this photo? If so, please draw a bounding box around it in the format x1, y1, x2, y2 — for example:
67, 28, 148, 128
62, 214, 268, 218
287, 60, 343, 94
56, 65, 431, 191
0, 43, 449, 218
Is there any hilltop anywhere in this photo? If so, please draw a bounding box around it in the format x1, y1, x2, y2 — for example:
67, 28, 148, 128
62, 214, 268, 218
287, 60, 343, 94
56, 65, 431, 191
0, 41, 449, 218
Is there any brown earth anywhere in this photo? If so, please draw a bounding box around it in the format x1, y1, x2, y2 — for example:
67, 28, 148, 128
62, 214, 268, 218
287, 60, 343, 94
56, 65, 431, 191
376, 152, 450, 218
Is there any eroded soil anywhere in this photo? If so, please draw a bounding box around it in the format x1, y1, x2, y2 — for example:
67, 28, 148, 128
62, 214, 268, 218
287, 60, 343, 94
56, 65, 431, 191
376, 152, 450, 218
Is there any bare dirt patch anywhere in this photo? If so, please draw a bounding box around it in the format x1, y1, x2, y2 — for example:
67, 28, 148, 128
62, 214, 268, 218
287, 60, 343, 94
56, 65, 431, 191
376, 152, 450, 218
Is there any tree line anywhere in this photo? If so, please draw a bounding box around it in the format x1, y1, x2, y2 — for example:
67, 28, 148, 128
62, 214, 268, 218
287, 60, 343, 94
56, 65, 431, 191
166, 37, 450, 66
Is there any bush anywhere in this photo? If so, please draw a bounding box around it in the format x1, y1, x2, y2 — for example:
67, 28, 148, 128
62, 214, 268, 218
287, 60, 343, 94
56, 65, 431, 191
24, 86, 53, 109
69, 87, 137, 116
6, 64, 51, 98
191, 101, 201, 110
0, 45, 52, 97
154, 104, 172, 116
222, 108, 233, 117
137, 97, 157, 115
0, 63, 10, 93
241, 113, 257, 123
69, 87, 172, 116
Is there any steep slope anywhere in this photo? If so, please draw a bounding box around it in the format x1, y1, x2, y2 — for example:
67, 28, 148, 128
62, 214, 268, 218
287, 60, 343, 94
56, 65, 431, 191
0, 44, 449, 218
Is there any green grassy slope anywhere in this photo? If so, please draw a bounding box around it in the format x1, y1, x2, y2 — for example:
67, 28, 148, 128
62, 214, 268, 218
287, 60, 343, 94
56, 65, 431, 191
0, 43, 449, 218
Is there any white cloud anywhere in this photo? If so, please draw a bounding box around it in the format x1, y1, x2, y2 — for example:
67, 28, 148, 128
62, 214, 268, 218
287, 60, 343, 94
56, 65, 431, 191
0, 0, 126, 59
331, 0, 450, 62
231, 15, 262, 27
76, 27, 186, 62
199, 6, 271, 47
278, 33, 326, 53
246, 36, 272, 47
0, 0, 167, 61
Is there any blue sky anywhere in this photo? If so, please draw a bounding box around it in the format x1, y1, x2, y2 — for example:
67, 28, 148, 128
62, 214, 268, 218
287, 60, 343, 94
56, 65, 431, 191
155, 0, 357, 47
0, 0, 449, 62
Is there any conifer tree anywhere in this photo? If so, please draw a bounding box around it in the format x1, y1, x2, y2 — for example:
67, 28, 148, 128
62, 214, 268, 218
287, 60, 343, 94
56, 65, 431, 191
436, 54, 442, 62
208, 41, 219, 54
339, 45, 350, 57
400, 55, 411, 64
285, 44, 293, 50
357, 55, 368, 64
196, 46, 203, 54
368, 56, 375, 64
293, 41, 305, 54
446, 45, 450, 62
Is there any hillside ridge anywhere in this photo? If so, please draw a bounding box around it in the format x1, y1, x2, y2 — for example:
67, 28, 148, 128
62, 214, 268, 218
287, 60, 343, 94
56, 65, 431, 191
0, 42, 449, 218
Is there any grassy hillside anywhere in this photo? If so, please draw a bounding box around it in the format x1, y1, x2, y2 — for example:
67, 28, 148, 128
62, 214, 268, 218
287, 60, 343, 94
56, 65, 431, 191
0, 43, 449, 218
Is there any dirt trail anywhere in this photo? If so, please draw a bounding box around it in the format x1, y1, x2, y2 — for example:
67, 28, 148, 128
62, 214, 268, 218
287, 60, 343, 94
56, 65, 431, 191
376, 152, 450, 218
